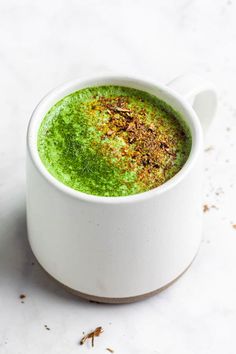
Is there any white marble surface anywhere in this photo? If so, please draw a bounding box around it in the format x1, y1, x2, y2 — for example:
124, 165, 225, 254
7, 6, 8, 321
1, 0, 236, 353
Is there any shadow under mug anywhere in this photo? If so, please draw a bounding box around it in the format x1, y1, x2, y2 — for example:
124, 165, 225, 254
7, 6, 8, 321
26, 74, 217, 303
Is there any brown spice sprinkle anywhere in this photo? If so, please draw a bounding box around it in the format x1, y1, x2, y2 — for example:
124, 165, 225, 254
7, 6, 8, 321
203, 204, 218, 213
80, 326, 103, 347
106, 348, 114, 353
19, 294, 26, 303
232, 224, 236, 229
93, 95, 181, 189
203, 204, 209, 213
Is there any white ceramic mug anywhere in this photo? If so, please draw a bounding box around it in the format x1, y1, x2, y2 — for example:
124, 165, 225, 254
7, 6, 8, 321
26, 74, 217, 303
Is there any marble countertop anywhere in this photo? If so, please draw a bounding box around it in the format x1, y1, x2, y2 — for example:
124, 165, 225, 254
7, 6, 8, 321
1, 0, 236, 353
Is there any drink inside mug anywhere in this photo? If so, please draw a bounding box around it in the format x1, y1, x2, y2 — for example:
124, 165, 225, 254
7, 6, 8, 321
37, 85, 192, 197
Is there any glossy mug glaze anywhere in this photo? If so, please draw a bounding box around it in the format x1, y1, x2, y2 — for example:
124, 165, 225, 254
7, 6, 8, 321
26, 74, 217, 303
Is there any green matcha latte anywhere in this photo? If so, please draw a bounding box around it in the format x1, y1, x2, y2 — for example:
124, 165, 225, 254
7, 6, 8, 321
38, 86, 191, 197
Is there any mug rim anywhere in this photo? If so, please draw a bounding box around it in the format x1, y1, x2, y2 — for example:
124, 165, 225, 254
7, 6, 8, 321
27, 74, 203, 204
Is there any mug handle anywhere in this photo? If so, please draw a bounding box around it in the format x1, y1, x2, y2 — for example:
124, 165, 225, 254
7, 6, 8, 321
167, 74, 217, 134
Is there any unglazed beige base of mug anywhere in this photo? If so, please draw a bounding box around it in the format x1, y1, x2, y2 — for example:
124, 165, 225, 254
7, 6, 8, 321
38, 259, 194, 304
